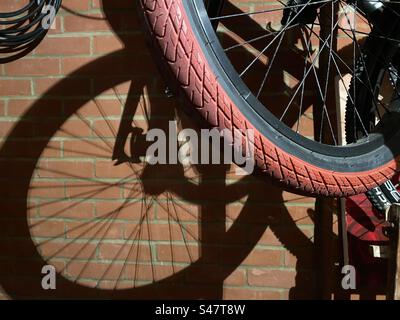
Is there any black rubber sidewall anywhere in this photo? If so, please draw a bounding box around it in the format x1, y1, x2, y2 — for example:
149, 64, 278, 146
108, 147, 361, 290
186, 0, 400, 173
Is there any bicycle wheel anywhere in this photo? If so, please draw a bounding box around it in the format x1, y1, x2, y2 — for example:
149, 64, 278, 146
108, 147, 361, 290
138, 0, 400, 197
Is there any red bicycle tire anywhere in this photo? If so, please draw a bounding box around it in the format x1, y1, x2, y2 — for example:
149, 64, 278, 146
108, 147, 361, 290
138, 0, 400, 197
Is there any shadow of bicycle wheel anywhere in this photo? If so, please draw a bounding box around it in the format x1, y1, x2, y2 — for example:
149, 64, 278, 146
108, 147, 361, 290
0, 0, 321, 299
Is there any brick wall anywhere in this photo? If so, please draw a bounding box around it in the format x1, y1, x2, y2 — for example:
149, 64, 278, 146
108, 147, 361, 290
0, 0, 317, 299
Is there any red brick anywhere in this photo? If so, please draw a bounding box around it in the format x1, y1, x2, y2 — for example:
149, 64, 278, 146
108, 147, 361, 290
156, 244, 200, 263
0, 79, 31, 96
98, 243, 152, 261
37, 201, 94, 219
38, 241, 97, 259
93, 34, 147, 54
35, 37, 91, 56
60, 0, 91, 11
65, 181, 122, 199
37, 160, 94, 179
66, 261, 125, 280
94, 201, 155, 220
242, 248, 283, 267
4, 58, 60, 76
248, 269, 297, 289
95, 160, 143, 179
65, 220, 124, 239
29, 219, 65, 238
64, 14, 112, 32
29, 180, 65, 199
122, 264, 184, 282
0, 100, 6, 116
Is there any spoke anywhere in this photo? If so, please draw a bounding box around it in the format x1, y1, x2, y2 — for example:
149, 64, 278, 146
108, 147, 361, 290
95, 190, 146, 289
304, 23, 391, 115
352, 2, 358, 140
339, 1, 387, 122
315, 2, 399, 74
299, 21, 336, 144
301, 31, 327, 111
280, 10, 343, 122
334, 26, 400, 44
168, 194, 195, 262
209, 0, 332, 21
328, 44, 370, 137
296, 24, 315, 134
256, 31, 285, 98
210, 0, 400, 145
224, 23, 299, 52
319, 1, 338, 144
144, 196, 157, 284
240, 0, 316, 77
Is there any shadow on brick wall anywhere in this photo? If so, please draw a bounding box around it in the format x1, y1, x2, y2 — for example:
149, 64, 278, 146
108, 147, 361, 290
0, 1, 324, 299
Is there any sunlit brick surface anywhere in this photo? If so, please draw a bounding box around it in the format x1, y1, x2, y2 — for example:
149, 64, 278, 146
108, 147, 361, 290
0, 0, 351, 299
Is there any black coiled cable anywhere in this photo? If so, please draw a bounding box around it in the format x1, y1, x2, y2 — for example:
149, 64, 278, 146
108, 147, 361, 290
0, 0, 62, 63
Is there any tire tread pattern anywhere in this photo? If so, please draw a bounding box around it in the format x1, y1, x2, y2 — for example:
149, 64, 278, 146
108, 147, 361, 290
140, 0, 397, 197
